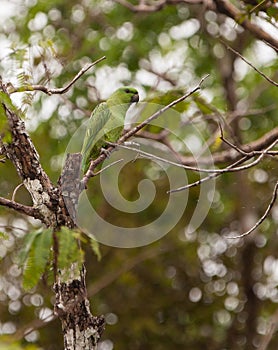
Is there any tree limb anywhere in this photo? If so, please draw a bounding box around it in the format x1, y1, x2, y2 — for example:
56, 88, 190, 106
0, 196, 41, 219
9, 56, 106, 95
220, 39, 278, 87
180, 126, 278, 165
227, 180, 278, 239
215, 0, 278, 51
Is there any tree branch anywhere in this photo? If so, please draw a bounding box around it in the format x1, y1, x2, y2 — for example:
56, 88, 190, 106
169, 139, 278, 193
9, 56, 106, 95
0, 196, 42, 219
221, 39, 278, 87
81, 74, 209, 186
215, 0, 278, 51
227, 180, 278, 239
180, 126, 278, 165
113, 0, 209, 12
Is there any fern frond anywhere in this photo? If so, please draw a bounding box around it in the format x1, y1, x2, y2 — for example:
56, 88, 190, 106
21, 228, 52, 290
57, 227, 84, 271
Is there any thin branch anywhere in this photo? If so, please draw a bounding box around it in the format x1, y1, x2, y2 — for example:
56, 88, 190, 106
82, 116, 278, 187
168, 156, 249, 192
0, 196, 41, 219
12, 183, 24, 202
123, 74, 210, 141
0, 224, 28, 232
179, 126, 278, 165
248, 0, 269, 15
227, 180, 278, 239
82, 75, 209, 186
221, 40, 278, 87
108, 136, 276, 176
83, 158, 124, 180
9, 56, 106, 95
169, 139, 278, 193
218, 122, 251, 157
113, 0, 209, 12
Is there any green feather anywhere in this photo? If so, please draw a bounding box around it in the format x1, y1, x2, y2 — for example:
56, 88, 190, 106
81, 86, 139, 172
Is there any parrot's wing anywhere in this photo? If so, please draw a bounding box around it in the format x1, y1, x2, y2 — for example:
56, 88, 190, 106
81, 102, 111, 159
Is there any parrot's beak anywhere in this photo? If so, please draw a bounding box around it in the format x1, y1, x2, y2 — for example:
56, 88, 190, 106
131, 93, 139, 103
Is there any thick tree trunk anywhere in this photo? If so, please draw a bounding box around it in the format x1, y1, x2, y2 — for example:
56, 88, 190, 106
0, 80, 104, 349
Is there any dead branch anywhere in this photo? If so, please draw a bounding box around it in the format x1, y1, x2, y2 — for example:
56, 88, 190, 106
221, 40, 278, 87
227, 180, 278, 239
9, 56, 106, 95
0, 196, 42, 219
169, 139, 278, 193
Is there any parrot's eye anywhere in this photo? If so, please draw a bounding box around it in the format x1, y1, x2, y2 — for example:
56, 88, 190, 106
125, 88, 130, 93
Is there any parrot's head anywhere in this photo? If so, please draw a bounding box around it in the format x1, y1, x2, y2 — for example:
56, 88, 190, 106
109, 86, 139, 106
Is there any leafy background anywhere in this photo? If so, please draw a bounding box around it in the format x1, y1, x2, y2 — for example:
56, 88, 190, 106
0, 0, 278, 349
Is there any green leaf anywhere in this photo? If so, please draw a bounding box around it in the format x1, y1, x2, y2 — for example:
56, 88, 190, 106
21, 228, 53, 290
56, 226, 84, 270
18, 229, 41, 266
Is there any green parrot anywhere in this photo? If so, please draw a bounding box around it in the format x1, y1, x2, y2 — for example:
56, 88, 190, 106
81, 86, 139, 172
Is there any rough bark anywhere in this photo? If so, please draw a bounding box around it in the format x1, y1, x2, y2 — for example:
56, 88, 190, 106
0, 80, 104, 349
54, 266, 105, 350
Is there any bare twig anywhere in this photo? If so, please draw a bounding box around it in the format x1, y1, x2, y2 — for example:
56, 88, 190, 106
169, 139, 278, 193
248, 0, 269, 15
109, 141, 227, 174
104, 138, 277, 193
227, 180, 278, 239
218, 122, 251, 157
0, 196, 41, 219
82, 119, 278, 188
221, 40, 278, 87
85, 158, 124, 179
12, 183, 24, 202
168, 156, 249, 192
0, 224, 28, 232
9, 56, 106, 95
113, 0, 211, 12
